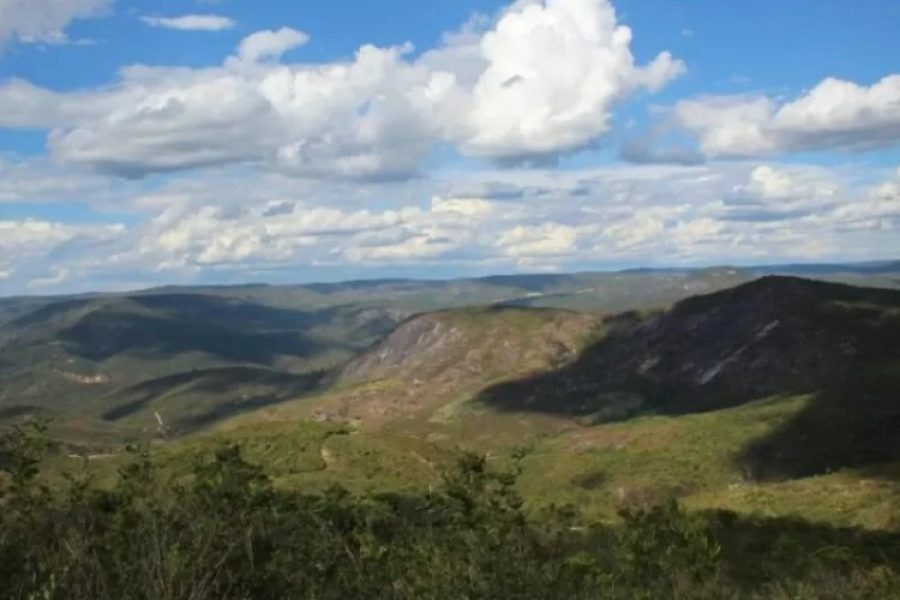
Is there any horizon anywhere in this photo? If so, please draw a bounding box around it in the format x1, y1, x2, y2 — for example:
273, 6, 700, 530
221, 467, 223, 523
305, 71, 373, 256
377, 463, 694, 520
1, 0, 899, 295
1, 256, 897, 300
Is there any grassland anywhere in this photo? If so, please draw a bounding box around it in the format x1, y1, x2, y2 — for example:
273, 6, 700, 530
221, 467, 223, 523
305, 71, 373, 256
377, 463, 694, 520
54, 391, 896, 536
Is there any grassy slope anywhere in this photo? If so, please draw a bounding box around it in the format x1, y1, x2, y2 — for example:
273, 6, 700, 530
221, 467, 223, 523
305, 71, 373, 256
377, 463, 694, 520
64, 393, 897, 532
510, 396, 899, 529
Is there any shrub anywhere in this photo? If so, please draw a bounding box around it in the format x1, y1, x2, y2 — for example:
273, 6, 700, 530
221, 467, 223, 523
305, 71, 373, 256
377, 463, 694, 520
0, 425, 896, 599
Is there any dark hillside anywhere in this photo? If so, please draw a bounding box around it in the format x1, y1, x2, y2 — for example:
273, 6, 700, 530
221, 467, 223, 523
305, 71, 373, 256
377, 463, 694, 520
477, 277, 900, 477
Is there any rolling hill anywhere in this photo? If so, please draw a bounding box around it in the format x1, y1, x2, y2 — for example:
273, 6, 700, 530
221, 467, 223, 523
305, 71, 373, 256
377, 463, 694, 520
203, 275, 900, 530
0, 265, 767, 433
2, 265, 899, 534
0, 292, 404, 434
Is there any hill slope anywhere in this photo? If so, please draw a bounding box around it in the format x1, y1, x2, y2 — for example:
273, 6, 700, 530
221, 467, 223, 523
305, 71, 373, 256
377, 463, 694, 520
231, 306, 603, 445
0, 292, 403, 430
22, 275, 900, 535
478, 277, 899, 411
475, 276, 900, 479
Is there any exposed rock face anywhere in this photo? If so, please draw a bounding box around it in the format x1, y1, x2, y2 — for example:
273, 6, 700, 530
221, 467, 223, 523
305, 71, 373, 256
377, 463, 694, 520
339, 307, 601, 386
339, 314, 466, 383
301, 307, 604, 427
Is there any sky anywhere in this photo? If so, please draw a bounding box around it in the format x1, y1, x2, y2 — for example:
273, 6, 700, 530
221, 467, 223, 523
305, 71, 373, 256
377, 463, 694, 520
0, 0, 898, 295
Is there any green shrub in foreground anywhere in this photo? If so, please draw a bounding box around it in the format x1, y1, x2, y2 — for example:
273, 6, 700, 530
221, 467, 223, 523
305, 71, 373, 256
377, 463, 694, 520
1, 424, 897, 599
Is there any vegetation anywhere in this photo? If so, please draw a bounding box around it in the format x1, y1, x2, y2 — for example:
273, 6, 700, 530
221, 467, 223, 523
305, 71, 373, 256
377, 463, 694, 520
3, 274, 900, 597
2, 424, 897, 599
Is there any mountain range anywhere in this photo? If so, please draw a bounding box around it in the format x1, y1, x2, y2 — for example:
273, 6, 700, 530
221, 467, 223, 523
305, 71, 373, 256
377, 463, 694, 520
0, 261, 898, 529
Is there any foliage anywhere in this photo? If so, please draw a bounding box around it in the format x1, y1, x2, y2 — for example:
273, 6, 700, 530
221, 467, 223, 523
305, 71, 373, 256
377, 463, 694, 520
616, 500, 722, 597
1, 425, 897, 599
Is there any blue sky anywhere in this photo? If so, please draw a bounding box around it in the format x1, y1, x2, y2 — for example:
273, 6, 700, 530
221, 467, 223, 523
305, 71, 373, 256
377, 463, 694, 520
0, 0, 898, 294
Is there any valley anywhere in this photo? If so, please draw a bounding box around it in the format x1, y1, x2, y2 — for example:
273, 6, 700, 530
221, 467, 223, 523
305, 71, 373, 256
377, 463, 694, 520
1, 263, 897, 533
3, 262, 900, 597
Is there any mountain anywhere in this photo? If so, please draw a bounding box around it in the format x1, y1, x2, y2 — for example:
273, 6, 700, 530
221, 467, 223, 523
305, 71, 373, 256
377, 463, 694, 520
233, 306, 602, 446
37, 275, 890, 533
479, 276, 900, 413
3, 269, 898, 460
3, 272, 894, 538
229, 276, 900, 481
476, 276, 900, 478
0, 292, 404, 432
231, 276, 899, 480
0, 264, 785, 432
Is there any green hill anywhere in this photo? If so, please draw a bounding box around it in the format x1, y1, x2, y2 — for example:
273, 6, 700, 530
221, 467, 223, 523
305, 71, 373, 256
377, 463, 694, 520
3, 271, 899, 537
0, 292, 402, 431
208, 276, 900, 530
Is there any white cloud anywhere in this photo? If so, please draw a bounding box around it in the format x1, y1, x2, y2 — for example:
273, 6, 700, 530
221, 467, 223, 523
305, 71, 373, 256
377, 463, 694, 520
140, 14, 235, 31
830, 168, 900, 227
1, 219, 125, 255
455, 0, 684, 158
0, 219, 126, 290
28, 266, 71, 289
497, 223, 578, 258
601, 213, 666, 249
676, 75, 900, 157
430, 196, 495, 217
738, 165, 837, 200
0, 0, 681, 180
0, 155, 132, 204
0, 161, 898, 293
232, 27, 308, 64
129, 197, 407, 268
0, 0, 111, 46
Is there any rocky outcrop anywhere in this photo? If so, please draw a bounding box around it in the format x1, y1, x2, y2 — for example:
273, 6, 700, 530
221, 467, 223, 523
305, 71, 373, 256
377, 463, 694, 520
339, 307, 601, 387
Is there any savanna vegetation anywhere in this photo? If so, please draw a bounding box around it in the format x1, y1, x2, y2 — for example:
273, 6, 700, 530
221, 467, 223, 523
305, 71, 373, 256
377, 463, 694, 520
2, 423, 897, 599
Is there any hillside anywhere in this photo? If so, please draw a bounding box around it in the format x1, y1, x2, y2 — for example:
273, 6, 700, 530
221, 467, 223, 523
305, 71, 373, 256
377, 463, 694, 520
0, 292, 404, 433
232, 306, 604, 446
205, 277, 899, 533
249, 277, 899, 467
480, 276, 900, 411
3, 262, 898, 433
476, 276, 900, 478
3, 272, 899, 535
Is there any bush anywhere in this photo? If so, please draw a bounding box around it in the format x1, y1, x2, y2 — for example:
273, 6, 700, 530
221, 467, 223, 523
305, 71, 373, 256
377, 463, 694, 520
1, 425, 897, 599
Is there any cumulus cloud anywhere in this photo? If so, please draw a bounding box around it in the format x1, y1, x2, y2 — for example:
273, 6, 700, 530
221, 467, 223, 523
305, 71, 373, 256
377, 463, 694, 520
1, 161, 898, 293
28, 266, 71, 289
0, 0, 111, 45
0, 218, 125, 290
135, 199, 405, 267
0, 219, 125, 259
430, 196, 495, 217
455, 0, 684, 158
232, 27, 308, 63
830, 167, 900, 230
675, 75, 900, 158
0, 0, 682, 180
140, 14, 235, 31
0, 155, 130, 203
497, 223, 579, 263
